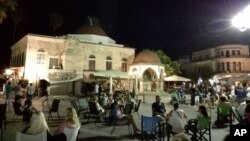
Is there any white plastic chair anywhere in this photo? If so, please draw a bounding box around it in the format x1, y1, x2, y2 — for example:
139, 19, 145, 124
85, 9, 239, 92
16, 132, 47, 141
63, 125, 80, 141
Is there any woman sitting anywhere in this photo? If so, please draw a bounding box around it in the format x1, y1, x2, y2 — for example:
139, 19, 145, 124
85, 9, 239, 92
22, 111, 52, 141
110, 101, 140, 134
14, 95, 33, 123
53, 107, 80, 141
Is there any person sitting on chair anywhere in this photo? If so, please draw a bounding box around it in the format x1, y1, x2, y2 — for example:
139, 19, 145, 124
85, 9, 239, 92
14, 95, 33, 123
110, 101, 140, 134
152, 95, 166, 119
53, 107, 80, 141
214, 96, 232, 127
22, 111, 52, 141
166, 102, 188, 134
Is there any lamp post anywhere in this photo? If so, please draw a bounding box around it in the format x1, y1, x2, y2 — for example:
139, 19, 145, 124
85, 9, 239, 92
231, 5, 250, 31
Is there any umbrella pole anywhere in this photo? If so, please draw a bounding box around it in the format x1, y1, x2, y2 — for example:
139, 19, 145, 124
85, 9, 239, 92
109, 76, 113, 95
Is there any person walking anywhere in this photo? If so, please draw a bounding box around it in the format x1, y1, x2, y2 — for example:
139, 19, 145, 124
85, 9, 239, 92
5, 81, 12, 111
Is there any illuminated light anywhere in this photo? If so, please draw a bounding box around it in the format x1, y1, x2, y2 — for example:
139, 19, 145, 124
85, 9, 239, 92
232, 5, 250, 32
5, 69, 13, 75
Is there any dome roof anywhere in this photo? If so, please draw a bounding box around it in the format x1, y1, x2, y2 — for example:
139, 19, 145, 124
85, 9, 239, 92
75, 24, 107, 36
133, 50, 162, 64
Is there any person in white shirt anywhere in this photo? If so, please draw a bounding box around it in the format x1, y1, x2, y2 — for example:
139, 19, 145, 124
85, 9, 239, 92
246, 84, 250, 98
27, 83, 34, 97
238, 98, 250, 118
166, 103, 188, 134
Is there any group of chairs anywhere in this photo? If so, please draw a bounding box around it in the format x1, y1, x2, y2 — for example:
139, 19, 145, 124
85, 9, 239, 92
15, 124, 81, 141
140, 115, 211, 141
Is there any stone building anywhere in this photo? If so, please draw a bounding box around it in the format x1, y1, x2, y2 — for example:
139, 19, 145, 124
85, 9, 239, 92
179, 44, 250, 80
9, 22, 165, 95
9, 23, 135, 95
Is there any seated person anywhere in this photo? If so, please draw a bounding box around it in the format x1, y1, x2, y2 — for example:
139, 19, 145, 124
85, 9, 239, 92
244, 104, 250, 125
238, 98, 250, 118
90, 95, 105, 113
111, 101, 140, 134
186, 106, 210, 139
22, 111, 52, 141
214, 96, 232, 127
166, 103, 188, 134
54, 107, 80, 141
14, 95, 33, 123
152, 95, 166, 119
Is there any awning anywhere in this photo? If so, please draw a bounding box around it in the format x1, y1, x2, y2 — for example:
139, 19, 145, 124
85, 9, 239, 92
164, 75, 191, 82
94, 70, 130, 79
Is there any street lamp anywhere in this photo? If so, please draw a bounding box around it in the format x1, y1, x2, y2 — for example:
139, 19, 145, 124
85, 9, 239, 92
231, 5, 250, 32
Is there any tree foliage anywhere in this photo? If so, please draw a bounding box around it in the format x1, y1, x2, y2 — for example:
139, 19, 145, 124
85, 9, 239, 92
50, 13, 63, 35
187, 65, 215, 81
0, 0, 17, 24
152, 50, 181, 76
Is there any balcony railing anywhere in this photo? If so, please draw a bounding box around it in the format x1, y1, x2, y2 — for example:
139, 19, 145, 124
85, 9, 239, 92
192, 55, 250, 62
48, 69, 77, 81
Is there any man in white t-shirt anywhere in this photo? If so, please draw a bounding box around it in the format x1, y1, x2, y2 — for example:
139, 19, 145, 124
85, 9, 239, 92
238, 98, 250, 118
167, 103, 188, 133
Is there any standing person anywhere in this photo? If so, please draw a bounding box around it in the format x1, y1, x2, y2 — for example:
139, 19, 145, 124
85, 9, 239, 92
190, 84, 196, 106
95, 83, 99, 96
152, 95, 166, 119
5, 81, 12, 111
27, 83, 34, 98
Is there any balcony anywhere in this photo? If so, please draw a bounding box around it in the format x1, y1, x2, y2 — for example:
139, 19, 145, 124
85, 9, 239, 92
192, 55, 250, 62
48, 69, 77, 82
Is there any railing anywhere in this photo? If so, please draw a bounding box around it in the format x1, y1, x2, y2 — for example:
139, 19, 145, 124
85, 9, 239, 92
48, 69, 77, 81
192, 55, 250, 62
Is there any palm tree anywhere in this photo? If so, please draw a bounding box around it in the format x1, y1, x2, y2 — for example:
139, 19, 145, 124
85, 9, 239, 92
0, 0, 17, 24
12, 7, 23, 43
50, 13, 63, 35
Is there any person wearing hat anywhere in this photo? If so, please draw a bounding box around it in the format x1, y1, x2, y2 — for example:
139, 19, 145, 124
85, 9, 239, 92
238, 97, 250, 118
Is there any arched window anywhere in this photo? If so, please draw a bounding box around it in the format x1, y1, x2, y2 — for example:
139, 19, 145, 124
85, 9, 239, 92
217, 63, 220, 72
233, 62, 236, 72
232, 50, 236, 56
237, 50, 241, 56
226, 50, 230, 57
221, 62, 225, 72
226, 62, 230, 72
88, 55, 96, 71
106, 56, 112, 70
238, 62, 241, 71
121, 58, 127, 72
220, 51, 224, 56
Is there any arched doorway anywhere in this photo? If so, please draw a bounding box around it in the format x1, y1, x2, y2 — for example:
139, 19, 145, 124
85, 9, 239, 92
142, 68, 157, 92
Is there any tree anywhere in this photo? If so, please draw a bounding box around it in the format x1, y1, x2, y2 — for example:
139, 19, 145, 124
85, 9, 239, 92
153, 50, 181, 76
12, 7, 23, 43
50, 13, 63, 35
0, 0, 17, 24
187, 65, 215, 81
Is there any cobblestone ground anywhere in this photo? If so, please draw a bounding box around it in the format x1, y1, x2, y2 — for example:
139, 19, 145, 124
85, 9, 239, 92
1, 93, 230, 141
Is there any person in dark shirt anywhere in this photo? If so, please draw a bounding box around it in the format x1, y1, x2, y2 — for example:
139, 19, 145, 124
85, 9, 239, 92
152, 95, 166, 118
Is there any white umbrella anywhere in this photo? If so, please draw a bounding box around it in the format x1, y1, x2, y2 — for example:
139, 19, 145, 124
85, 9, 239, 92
164, 75, 191, 82
94, 70, 130, 94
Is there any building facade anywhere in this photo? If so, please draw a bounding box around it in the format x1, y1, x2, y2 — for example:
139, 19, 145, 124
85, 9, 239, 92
9, 24, 135, 95
180, 44, 250, 80
9, 23, 165, 95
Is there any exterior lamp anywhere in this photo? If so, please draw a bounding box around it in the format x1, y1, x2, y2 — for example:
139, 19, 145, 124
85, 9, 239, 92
231, 5, 250, 32
5, 69, 13, 76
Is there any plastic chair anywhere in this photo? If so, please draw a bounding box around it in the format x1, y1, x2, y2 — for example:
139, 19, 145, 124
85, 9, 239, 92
63, 125, 81, 141
186, 117, 211, 141
134, 99, 141, 119
87, 102, 103, 124
71, 100, 88, 118
141, 115, 162, 141
47, 99, 60, 121
15, 132, 47, 141
12, 102, 23, 121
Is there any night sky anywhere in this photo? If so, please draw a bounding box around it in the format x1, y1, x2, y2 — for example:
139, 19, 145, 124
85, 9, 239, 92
1, 0, 250, 71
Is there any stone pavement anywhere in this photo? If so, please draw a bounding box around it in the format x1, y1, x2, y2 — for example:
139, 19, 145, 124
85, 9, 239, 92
1, 93, 230, 141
